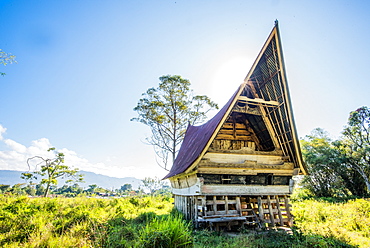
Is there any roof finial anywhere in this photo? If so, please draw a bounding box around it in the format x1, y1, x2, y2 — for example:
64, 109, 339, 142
275, 19, 279, 26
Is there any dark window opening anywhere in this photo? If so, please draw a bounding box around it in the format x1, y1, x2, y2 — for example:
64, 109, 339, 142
202, 174, 221, 184
206, 195, 213, 201
246, 175, 266, 185
221, 175, 231, 184
230, 175, 247, 184
217, 204, 225, 211
273, 176, 291, 185
228, 204, 236, 210
267, 174, 273, 185
199, 173, 291, 186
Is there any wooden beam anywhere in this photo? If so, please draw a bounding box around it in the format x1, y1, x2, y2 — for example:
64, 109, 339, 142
215, 134, 251, 140
238, 96, 279, 106
222, 122, 247, 129
201, 185, 290, 195
232, 105, 262, 115
197, 167, 294, 175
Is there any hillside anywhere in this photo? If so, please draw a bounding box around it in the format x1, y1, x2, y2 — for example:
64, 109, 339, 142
0, 170, 141, 190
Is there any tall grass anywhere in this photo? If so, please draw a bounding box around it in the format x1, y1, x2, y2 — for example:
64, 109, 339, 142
0, 195, 180, 247
0, 195, 368, 247
137, 212, 192, 248
292, 198, 370, 248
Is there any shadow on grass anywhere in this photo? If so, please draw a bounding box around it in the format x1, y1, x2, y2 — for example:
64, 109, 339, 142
193, 228, 357, 248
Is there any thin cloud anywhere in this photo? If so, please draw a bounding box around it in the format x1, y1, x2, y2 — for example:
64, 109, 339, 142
0, 124, 108, 174
0, 124, 165, 179
0, 125, 6, 140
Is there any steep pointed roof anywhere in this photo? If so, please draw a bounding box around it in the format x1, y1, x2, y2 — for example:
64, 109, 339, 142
163, 22, 307, 179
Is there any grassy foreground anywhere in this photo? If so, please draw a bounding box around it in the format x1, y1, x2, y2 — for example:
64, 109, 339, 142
0, 195, 368, 247
292, 198, 370, 248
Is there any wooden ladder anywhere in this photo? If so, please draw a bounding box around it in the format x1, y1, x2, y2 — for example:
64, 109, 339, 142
257, 195, 293, 228
239, 197, 262, 229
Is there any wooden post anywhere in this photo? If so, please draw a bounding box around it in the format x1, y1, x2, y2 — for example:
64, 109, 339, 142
258, 196, 264, 225
284, 195, 293, 227
202, 196, 207, 217
213, 196, 217, 215
275, 195, 284, 226
267, 195, 275, 227
225, 196, 229, 215
236, 196, 241, 216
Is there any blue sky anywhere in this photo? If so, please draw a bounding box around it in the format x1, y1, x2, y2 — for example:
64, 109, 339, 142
0, 0, 369, 179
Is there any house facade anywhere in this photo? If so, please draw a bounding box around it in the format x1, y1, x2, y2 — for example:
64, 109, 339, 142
163, 22, 307, 230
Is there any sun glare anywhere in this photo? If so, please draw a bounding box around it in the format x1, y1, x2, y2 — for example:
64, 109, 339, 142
209, 56, 253, 105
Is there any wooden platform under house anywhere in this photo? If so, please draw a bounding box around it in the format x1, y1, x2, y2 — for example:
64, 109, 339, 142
163, 21, 308, 231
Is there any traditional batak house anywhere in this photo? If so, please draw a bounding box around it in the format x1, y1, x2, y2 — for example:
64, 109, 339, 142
163, 22, 307, 230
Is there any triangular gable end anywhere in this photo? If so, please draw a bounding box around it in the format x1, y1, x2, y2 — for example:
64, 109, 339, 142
164, 22, 307, 180
239, 21, 307, 175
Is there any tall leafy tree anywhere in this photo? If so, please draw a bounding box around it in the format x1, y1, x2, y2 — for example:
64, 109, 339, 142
301, 107, 370, 197
21, 148, 84, 197
340, 106, 370, 193
132, 75, 218, 170
301, 128, 348, 197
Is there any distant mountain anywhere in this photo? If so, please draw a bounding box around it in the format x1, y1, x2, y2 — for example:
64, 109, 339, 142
0, 170, 142, 190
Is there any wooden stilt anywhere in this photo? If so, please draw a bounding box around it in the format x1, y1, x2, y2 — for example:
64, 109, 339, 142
267, 195, 275, 227
275, 195, 284, 226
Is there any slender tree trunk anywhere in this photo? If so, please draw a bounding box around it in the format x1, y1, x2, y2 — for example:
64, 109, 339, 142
353, 164, 370, 194
44, 182, 51, 197
172, 98, 177, 165
172, 123, 176, 164
359, 171, 370, 194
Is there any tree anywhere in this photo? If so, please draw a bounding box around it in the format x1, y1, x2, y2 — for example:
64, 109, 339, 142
55, 183, 83, 196
8, 183, 26, 195
36, 184, 46, 196
86, 184, 109, 195
23, 185, 36, 196
301, 128, 347, 197
301, 128, 367, 197
21, 148, 84, 197
120, 183, 132, 192
132, 75, 218, 170
0, 184, 10, 193
340, 106, 370, 194
0, 49, 16, 76
141, 177, 165, 195
87, 184, 99, 193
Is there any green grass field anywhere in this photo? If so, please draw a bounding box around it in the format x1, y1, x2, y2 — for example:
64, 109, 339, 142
0, 195, 368, 247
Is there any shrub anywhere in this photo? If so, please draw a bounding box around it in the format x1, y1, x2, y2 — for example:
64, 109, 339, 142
137, 214, 193, 248
292, 198, 370, 247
